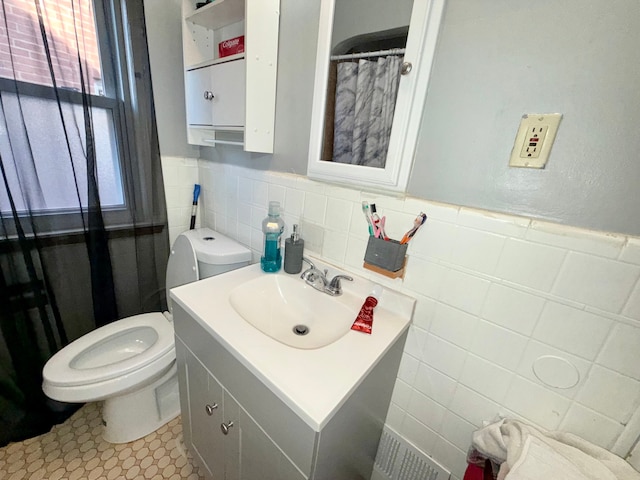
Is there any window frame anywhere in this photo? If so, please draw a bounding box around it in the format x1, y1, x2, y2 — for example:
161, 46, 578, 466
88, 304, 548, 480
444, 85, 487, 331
0, 0, 154, 237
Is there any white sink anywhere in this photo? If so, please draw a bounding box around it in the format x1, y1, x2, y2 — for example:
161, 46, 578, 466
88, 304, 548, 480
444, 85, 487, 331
229, 275, 355, 349
171, 260, 415, 429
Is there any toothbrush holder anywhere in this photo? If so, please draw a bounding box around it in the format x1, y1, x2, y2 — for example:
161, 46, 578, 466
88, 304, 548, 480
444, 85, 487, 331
363, 237, 407, 273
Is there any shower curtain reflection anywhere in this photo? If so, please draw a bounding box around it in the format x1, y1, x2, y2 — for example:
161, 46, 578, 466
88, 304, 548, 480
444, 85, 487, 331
332, 55, 402, 168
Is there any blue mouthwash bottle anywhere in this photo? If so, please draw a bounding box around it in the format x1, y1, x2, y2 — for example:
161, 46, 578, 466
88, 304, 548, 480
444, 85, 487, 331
260, 201, 285, 272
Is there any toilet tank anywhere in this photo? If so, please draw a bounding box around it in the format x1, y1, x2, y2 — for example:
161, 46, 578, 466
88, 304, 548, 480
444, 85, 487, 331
180, 228, 252, 279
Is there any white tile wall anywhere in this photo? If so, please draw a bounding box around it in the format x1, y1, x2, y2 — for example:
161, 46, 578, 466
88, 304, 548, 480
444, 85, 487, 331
503, 376, 571, 429
620, 238, 640, 265
560, 403, 624, 450
187, 161, 640, 476
597, 324, 640, 380
430, 303, 479, 349
422, 333, 468, 380
553, 252, 640, 312
494, 239, 567, 292
161, 156, 202, 246
468, 321, 528, 371
414, 363, 458, 407
533, 302, 612, 360
577, 366, 640, 423
515, 340, 591, 398
481, 284, 545, 336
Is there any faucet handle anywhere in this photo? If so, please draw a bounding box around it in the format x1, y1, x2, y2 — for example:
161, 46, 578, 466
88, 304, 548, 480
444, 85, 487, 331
327, 274, 353, 296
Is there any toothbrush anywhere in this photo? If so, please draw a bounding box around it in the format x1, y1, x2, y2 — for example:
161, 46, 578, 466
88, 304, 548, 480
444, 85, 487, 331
370, 204, 389, 240
400, 212, 427, 244
361, 201, 374, 236
189, 184, 201, 230
373, 216, 387, 239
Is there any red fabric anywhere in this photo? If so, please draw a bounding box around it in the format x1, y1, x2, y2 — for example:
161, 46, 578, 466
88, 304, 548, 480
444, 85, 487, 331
463, 464, 485, 480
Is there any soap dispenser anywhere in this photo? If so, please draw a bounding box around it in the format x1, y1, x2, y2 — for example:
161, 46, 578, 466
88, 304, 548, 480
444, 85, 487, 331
260, 201, 285, 272
284, 224, 304, 274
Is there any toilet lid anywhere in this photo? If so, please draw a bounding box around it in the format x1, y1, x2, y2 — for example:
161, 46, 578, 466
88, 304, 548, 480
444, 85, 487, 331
165, 233, 199, 312
43, 312, 174, 388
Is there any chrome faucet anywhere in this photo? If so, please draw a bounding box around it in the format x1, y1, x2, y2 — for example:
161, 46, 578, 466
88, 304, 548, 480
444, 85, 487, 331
300, 257, 327, 287
300, 257, 353, 296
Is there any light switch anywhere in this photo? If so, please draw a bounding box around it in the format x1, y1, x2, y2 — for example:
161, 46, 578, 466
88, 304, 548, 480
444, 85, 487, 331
509, 113, 562, 169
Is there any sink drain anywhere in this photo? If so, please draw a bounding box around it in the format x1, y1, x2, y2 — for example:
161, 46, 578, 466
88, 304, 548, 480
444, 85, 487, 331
293, 325, 309, 336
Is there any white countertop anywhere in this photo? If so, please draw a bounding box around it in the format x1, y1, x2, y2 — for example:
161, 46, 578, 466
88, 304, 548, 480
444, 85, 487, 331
170, 257, 414, 431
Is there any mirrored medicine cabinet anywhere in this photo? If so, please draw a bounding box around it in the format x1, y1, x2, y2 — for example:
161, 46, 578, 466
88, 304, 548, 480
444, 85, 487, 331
307, 0, 445, 193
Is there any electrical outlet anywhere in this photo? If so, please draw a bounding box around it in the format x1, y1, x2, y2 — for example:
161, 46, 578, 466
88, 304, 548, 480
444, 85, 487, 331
509, 113, 562, 168
519, 125, 548, 158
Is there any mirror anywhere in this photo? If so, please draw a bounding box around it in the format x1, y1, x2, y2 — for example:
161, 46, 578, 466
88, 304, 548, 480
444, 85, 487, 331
307, 0, 445, 192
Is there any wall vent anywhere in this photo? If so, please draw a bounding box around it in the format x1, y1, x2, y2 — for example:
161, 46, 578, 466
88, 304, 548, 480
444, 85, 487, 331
371, 427, 451, 480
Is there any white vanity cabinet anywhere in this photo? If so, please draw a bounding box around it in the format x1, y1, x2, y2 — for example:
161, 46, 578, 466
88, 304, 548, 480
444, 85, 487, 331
181, 0, 279, 152
173, 302, 408, 480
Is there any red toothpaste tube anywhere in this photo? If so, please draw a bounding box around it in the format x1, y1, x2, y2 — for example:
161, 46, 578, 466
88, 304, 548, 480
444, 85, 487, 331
351, 296, 378, 334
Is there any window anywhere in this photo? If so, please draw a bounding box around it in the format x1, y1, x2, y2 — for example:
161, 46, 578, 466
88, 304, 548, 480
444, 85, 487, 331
0, 0, 126, 215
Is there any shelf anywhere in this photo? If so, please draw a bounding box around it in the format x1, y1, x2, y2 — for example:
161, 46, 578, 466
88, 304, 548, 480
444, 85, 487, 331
186, 53, 245, 71
185, 0, 244, 30
187, 127, 244, 148
202, 138, 243, 146
363, 259, 407, 279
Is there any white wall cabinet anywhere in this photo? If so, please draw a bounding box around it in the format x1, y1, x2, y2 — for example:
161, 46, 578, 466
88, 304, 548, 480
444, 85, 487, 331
181, 0, 279, 152
185, 59, 246, 128
307, 0, 446, 192
174, 303, 406, 480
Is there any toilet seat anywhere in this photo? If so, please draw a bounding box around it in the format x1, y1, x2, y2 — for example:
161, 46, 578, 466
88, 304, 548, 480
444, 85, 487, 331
43, 312, 174, 397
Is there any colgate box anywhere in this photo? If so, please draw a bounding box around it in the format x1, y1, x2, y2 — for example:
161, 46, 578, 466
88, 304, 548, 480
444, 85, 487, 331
218, 35, 245, 58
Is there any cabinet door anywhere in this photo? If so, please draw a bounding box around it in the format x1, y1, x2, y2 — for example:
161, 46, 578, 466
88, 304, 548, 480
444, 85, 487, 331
222, 390, 240, 480
185, 59, 246, 129
185, 66, 214, 126
210, 59, 245, 128
185, 352, 225, 479
222, 393, 306, 480
175, 341, 191, 446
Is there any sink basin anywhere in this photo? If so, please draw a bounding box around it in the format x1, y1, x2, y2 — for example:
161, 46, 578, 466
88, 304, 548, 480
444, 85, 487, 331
228, 275, 355, 349
171, 260, 416, 429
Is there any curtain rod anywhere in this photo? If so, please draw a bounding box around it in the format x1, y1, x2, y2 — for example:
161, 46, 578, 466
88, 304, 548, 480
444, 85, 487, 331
330, 48, 405, 61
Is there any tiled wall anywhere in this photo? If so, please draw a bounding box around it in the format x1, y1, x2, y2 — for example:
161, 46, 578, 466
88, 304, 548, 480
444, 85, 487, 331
161, 156, 202, 246
170, 159, 640, 479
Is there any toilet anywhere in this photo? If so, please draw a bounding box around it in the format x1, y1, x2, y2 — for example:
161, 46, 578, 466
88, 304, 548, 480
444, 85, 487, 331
42, 228, 251, 443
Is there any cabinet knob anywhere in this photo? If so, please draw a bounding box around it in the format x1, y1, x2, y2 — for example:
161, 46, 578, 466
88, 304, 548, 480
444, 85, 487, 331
220, 421, 234, 435
400, 62, 412, 75
204, 90, 214, 100
205, 403, 218, 416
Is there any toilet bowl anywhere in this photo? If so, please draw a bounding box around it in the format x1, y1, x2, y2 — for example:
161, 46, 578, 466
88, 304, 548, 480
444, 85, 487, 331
42, 228, 251, 443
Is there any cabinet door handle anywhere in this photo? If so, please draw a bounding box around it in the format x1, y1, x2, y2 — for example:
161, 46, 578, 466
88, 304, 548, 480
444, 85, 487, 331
400, 62, 412, 75
204, 90, 214, 100
220, 421, 234, 435
205, 403, 218, 416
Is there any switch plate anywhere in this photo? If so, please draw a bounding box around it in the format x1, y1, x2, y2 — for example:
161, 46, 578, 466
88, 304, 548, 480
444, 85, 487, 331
509, 113, 562, 168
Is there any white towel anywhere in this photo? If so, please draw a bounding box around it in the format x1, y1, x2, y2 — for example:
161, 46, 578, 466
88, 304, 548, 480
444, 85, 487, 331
472, 419, 640, 480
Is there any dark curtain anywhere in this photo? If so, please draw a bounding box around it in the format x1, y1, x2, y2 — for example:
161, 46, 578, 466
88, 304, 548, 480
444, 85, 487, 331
0, 0, 169, 446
